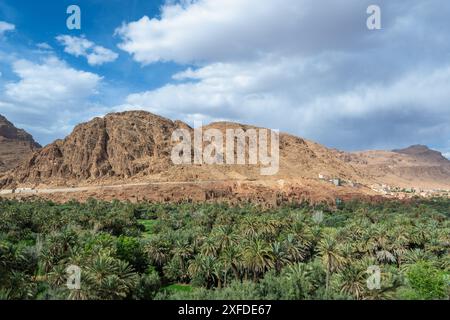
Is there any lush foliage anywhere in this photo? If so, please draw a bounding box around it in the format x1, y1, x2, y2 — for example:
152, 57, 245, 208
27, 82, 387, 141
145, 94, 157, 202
0, 198, 448, 300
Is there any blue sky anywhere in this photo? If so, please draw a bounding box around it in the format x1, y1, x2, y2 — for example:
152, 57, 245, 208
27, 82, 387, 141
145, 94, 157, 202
0, 0, 449, 158
0, 0, 181, 101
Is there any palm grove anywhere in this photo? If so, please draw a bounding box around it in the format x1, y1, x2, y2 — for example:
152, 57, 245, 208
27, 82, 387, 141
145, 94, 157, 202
0, 198, 448, 300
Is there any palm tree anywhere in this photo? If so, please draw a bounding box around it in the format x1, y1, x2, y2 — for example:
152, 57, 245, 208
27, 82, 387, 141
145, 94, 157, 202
376, 249, 396, 264
337, 264, 367, 300
284, 234, 307, 262
400, 249, 432, 272
212, 261, 225, 289
211, 226, 238, 251
389, 227, 409, 266
258, 218, 279, 240
187, 255, 203, 280
83, 253, 138, 300
146, 240, 170, 268
271, 242, 290, 274
243, 238, 274, 281
371, 226, 390, 252
48, 264, 68, 287
284, 263, 312, 299
200, 237, 220, 257
317, 233, 347, 297
410, 224, 431, 247
171, 240, 193, 274
241, 217, 260, 239
290, 222, 313, 249
188, 255, 217, 288
219, 246, 242, 283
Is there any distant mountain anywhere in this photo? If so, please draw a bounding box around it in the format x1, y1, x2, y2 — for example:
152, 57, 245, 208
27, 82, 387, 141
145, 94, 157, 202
0, 115, 41, 173
346, 145, 450, 190
392, 145, 450, 164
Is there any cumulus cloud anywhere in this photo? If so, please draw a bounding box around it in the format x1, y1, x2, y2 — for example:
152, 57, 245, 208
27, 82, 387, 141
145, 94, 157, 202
116, 0, 376, 65
5, 57, 102, 107
0, 21, 15, 36
115, 0, 450, 153
0, 56, 103, 143
119, 58, 450, 150
56, 35, 118, 66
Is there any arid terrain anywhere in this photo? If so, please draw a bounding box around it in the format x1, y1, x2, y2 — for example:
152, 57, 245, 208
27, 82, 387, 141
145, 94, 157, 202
0, 115, 41, 173
0, 111, 449, 204
338, 145, 450, 190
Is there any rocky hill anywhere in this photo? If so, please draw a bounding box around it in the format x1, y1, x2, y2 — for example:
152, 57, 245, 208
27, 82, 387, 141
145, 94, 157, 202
0, 111, 189, 187
0, 115, 41, 173
0, 111, 448, 199
0, 111, 368, 188
343, 145, 450, 189
393, 145, 450, 164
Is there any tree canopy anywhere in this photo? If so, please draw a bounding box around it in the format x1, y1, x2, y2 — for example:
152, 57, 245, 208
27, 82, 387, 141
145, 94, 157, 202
0, 198, 448, 300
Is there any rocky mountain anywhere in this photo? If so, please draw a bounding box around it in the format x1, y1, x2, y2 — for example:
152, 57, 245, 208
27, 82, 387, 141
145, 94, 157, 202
392, 145, 450, 164
344, 145, 450, 189
0, 111, 448, 195
0, 111, 368, 188
0, 111, 188, 187
0, 115, 41, 173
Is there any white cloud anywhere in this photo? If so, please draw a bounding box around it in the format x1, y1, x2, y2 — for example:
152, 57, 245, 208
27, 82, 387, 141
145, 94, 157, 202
116, 0, 378, 65
0, 21, 15, 36
114, 0, 450, 154
5, 56, 102, 107
36, 42, 53, 50
119, 58, 450, 150
56, 35, 118, 66
0, 57, 104, 143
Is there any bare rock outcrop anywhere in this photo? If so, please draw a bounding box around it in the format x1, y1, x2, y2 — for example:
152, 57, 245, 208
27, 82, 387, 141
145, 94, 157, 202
0, 114, 41, 173
1, 111, 449, 196
0, 111, 367, 188
0, 111, 187, 186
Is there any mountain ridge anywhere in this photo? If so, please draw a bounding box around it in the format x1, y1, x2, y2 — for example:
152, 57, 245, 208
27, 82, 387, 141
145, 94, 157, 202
392, 145, 450, 164
0, 111, 449, 200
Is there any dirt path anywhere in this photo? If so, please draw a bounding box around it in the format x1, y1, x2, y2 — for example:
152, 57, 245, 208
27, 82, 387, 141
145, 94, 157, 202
1, 179, 254, 195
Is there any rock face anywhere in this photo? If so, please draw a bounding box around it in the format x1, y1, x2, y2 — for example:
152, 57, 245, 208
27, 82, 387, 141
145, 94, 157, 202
0, 111, 367, 187
1, 111, 189, 186
346, 145, 450, 189
392, 145, 450, 164
0, 115, 41, 172
0, 110, 449, 192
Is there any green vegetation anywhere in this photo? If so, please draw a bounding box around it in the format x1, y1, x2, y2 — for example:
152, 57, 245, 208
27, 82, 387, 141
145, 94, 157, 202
164, 284, 194, 293
0, 198, 448, 300
137, 219, 156, 239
